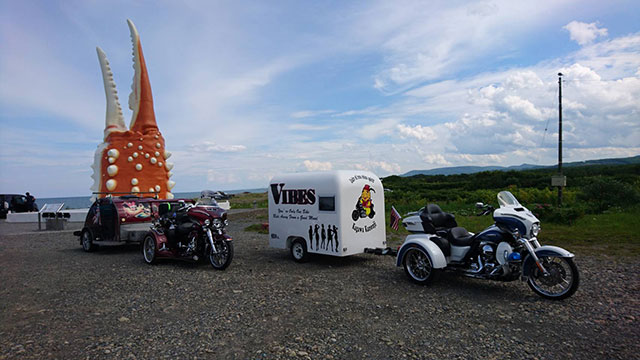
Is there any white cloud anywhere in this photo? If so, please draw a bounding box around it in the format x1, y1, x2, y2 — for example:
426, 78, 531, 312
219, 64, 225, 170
355, 0, 574, 93
290, 110, 335, 118
192, 141, 247, 153
288, 123, 331, 131
206, 170, 238, 184
355, 161, 401, 174
397, 124, 437, 140
564, 21, 608, 45
302, 160, 333, 171
502, 95, 545, 121
358, 118, 399, 139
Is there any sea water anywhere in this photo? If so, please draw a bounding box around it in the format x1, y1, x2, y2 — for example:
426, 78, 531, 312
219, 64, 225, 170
34, 188, 267, 210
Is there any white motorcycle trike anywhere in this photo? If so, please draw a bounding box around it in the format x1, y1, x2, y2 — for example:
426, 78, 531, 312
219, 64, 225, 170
395, 191, 580, 300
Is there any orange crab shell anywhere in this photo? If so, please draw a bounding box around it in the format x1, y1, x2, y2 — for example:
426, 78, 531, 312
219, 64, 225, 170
99, 130, 173, 198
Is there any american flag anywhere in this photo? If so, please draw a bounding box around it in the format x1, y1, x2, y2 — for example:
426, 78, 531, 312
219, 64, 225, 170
390, 206, 402, 231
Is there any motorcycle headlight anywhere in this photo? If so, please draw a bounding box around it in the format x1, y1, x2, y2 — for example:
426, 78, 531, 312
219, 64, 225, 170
204, 219, 211, 226
213, 218, 222, 228
531, 223, 540, 237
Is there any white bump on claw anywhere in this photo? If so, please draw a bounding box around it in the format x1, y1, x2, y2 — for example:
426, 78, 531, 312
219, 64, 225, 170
145, 153, 150, 159
156, 143, 161, 149
127, 142, 133, 148
166, 192, 174, 199
136, 164, 142, 171
138, 145, 143, 150
158, 162, 163, 167
167, 180, 176, 190
148, 188, 155, 193
131, 178, 139, 185
131, 186, 140, 193
106, 179, 117, 191
133, 152, 139, 158
168, 171, 173, 178
107, 149, 120, 158
108, 157, 116, 164
107, 165, 118, 176
165, 162, 174, 171
150, 157, 157, 164
164, 151, 171, 159
127, 156, 133, 162
155, 185, 161, 192
154, 151, 160, 157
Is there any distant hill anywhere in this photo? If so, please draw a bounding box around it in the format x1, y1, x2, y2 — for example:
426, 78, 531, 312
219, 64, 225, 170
400, 155, 640, 177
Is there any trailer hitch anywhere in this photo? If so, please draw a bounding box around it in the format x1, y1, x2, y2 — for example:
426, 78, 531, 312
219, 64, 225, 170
364, 247, 398, 256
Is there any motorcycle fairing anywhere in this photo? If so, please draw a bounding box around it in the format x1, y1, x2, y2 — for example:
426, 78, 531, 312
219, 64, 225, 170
494, 215, 527, 236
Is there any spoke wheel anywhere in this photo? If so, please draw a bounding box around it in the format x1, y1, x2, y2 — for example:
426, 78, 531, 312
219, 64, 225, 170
528, 256, 579, 300
209, 240, 233, 270
81, 230, 96, 252
403, 247, 437, 284
143, 235, 157, 264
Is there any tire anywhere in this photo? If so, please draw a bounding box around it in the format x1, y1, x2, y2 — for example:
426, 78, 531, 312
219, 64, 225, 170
527, 256, 579, 300
81, 230, 97, 252
209, 240, 234, 270
403, 246, 438, 285
351, 210, 359, 221
290, 238, 309, 263
142, 235, 157, 264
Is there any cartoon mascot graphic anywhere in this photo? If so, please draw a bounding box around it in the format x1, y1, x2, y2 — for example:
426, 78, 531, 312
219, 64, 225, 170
352, 184, 376, 221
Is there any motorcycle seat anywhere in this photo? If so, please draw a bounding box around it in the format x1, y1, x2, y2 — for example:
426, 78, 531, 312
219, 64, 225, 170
419, 204, 458, 233
449, 227, 474, 247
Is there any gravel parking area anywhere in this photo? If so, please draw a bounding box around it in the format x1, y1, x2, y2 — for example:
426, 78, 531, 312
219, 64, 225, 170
0, 210, 638, 359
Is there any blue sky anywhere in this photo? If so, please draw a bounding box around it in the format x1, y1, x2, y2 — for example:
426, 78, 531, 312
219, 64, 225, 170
1, 0, 639, 197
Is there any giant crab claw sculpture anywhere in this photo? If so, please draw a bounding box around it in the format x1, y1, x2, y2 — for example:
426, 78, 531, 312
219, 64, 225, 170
91, 20, 175, 199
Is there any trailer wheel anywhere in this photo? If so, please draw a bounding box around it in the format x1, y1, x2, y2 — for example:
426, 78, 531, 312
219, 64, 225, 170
291, 239, 309, 263
81, 230, 97, 252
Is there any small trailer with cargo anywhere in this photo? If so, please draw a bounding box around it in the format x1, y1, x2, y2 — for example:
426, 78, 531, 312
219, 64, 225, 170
268, 170, 388, 261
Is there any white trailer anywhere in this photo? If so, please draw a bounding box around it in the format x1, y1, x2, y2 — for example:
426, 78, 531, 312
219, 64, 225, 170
268, 170, 387, 261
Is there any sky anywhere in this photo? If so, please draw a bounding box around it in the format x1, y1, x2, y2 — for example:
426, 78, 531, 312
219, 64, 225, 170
1, 0, 639, 197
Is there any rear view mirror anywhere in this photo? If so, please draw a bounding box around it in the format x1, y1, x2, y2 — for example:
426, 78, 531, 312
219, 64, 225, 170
475, 202, 484, 208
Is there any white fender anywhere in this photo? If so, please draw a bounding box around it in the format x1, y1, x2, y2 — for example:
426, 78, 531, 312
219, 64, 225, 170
397, 234, 447, 269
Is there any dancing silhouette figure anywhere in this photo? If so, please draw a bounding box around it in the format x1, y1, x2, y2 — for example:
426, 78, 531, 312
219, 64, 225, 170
308, 225, 313, 250
321, 224, 326, 250
327, 224, 334, 251
314, 224, 320, 250
333, 225, 339, 252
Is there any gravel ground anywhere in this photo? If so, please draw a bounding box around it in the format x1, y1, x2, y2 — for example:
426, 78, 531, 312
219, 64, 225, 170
0, 210, 638, 359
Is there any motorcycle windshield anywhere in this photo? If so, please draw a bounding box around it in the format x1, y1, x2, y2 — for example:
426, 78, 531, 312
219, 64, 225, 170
497, 191, 521, 207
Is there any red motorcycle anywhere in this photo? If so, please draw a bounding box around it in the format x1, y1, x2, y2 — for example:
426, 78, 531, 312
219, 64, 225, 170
142, 198, 233, 270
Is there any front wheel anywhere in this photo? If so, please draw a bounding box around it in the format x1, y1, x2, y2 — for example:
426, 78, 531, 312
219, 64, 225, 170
528, 256, 579, 300
209, 240, 234, 270
142, 235, 157, 264
403, 247, 438, 285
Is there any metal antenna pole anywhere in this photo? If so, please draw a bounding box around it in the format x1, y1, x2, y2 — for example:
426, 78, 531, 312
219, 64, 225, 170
558, 72, 563, 206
